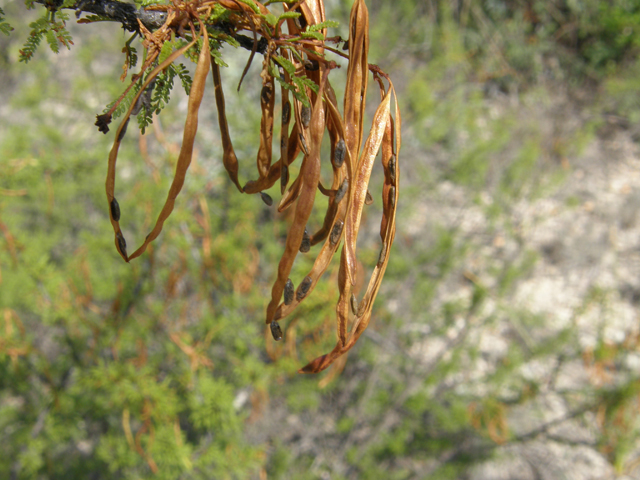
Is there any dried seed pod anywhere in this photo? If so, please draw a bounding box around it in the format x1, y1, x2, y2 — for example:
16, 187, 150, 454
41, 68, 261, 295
270, 321, 283, 341
388, 154, 396, 183
365, 190, 373, 205
117, 118, 129, 142
350, 294, 358, 315
357, 299, 366, 317
301, 106, 311, 128
284, 278, 294, 305
260, 192, 273, 206
389, 186, 396, 208
261, 84, 273, 104
110, 197, 121, 222
299, 228, 311, 253
333, 139, 346, 168
330, 220, 343, 246
116, 231, 127, 258
282, 101, 291, 124
335, 179, 348, 204
377, 242, 387, 267
296, 276, 312, 301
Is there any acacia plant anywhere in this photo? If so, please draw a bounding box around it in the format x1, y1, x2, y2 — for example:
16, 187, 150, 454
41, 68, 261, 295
6, 0, 400, 373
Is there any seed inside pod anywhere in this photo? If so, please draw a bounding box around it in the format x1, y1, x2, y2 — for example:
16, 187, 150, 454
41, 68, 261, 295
280, 165, 289, 193
350, 294, 358, 315
116, 231, 128, 259
296, 276, 312, 301
330, 220, 343, 246
284, 278, 294, 305
357, 299, 366, 317
299, 227, 311, 253
389, 186, 396, 208
377, 242, 387, 267
270, 321, 283, 341
282, 101, 291, 124
365, 190, 373, 205
333, 139, 346, 168
261, 84, 273, 104
299, 133, 309, 155
335, 179, 348, 204
388, 154, 396, 183
110, 197, 121, 222
260, 192, 273, 206
117, 118, 129, 142
301, 106, 311, 128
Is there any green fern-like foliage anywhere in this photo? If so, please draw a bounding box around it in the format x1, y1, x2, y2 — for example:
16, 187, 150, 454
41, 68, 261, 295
0, 7, 13, 36
19, 11, 73, 62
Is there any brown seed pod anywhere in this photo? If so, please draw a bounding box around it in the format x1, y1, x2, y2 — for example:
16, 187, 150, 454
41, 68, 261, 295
388, 154, 396, 183
260, 192, 273, 206
333, 138, 346, 168
280, 164, 289, 194
301, 106, 311, 128
110, 197, 121, 222
299, 227, 311, 253
117, 118, 129, 142
261, 84, 273, 104
284, 278, 294, 305
296, 276, 312, 301
330, 220, 343, 246
299, 133, 309, 155
377, 242, 387, 267
335, 179, 348, 204
270, 321, 283, 341
116, 231, 127, 259
389, 185, 396, 208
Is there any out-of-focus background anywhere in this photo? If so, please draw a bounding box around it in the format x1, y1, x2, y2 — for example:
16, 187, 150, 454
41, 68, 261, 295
2, 0, 640, 478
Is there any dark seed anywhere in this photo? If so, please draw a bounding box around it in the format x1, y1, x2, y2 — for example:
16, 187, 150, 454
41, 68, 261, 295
304, 59, 319, 71
261, 84, 273, 104
282, 101, 291, 124
110, 198, 121, 222
284, 278, 294, 305
333, 139, 346, 168
377, 242, 387, 267
299, 133, 309, 155
388, 155, 396, 183
299, 228, 311, 253
357, 299, 366, 317
116, 231, 127, 259
270, 321, 283, 341
296, 276, 312, 301
335, 179, 348, 204
117, 118, 129, 142
260, 192, 273, 206
280, 165, 289, 193
301, 106, 311, 128
330, 220, 343, 246
389, 186, 396, 208
350, 294, 358, 315
365, 190, 373, 205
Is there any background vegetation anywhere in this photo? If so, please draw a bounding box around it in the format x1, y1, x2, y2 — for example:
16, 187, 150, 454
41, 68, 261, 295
2, 0, 640, 478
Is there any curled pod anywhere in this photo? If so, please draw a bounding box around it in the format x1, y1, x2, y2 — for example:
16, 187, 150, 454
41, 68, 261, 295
350, 294, 358, 315
389, 186, 396, 208
365, 190, 373, 205
270, 321, 283, 341
260, 192, 273, 206
301, 106, 311, 128
335, 179, 348, 204
329, 220, 344, 246
296, 276, 312, 301
299, 227, 311, 253
333, 139, 346, 168
282, 101, 291, 124
110, 197, 121, 222
284, 278, 294, 305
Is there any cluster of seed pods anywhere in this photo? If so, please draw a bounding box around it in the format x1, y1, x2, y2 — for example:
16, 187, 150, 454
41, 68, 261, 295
103, 0, 400, 374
